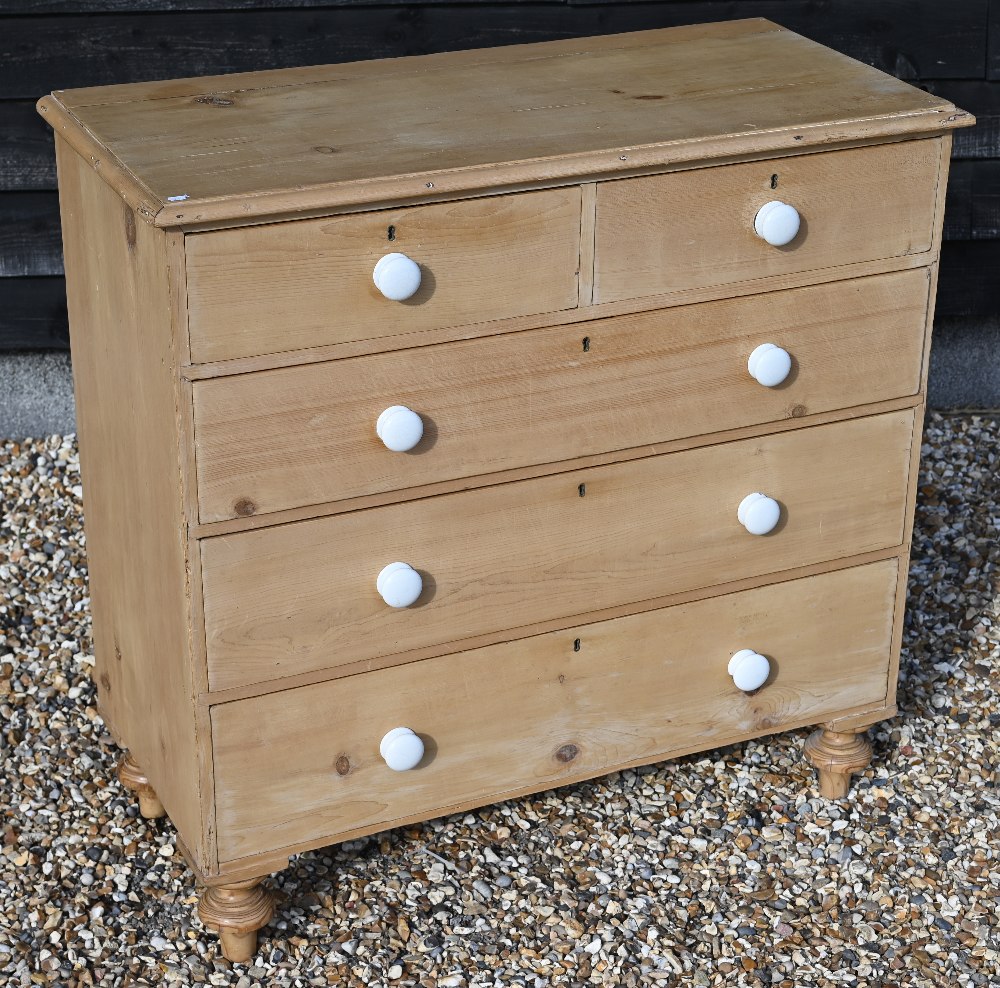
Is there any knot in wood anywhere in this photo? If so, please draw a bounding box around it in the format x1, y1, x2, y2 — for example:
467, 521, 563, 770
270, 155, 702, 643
555, 743, 579, 763
123, 206, 136, 250
233, 497, 257, 517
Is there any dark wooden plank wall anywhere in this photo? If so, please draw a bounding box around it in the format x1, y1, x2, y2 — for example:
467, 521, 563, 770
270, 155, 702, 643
0, 1, 994, 349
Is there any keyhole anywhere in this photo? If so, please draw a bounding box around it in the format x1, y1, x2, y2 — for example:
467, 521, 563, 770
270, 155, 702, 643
582, 336, 590, 352
770, 174, 778, 189
573, 638, 581, 652
578, 483, 586, 497
387, 225, 396, 241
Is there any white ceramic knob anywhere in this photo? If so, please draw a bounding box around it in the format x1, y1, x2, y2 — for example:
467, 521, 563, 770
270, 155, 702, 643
380, 727, 425, 771
373, 252, 422, 301
748, 343, 792, 388
754, 200, 801, 246
376, 405, 424, 452
738, 492, 781, 536
376, 562, 423, 608
728, 649, 771, 692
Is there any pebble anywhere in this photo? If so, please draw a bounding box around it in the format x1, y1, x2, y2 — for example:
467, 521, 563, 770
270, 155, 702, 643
1, 416, 997, 987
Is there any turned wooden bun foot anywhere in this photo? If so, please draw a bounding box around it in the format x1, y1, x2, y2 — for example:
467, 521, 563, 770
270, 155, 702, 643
117, 753, 166, 819
198, 879, 275, 963
803, 728, 873, 799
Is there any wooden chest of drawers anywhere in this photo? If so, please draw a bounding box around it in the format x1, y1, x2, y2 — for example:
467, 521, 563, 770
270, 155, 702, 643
40, 19, 972, 962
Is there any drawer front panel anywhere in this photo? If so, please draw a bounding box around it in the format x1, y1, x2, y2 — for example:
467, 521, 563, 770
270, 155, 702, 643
212, 560, 898, 861
594, 139, 942, 304
201, 410, 914, 691
193, 269, 928, 523
186, 188, 582, 364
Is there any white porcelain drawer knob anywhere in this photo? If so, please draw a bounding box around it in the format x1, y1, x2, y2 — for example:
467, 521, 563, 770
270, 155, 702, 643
373, 252, 422, 301
376, 562, 423, 608
380, 727, 425, 771
738, 492, 781, 535
754, 200, 801, 246
376, 405, 424, 452
748, 343, 792, 387
728, 649, 771, 692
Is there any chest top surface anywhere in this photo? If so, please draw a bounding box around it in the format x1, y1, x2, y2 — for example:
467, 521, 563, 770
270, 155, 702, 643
38, 18, 970, 228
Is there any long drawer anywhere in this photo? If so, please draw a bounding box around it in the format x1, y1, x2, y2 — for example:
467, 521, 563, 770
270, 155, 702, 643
192, 269, 929, 523
185, 187, 582, 363
211, 559, 898, 862
594, 139, 942, 304
201, 409, 914, 691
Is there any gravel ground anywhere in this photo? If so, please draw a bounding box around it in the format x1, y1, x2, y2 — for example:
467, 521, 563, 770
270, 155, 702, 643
1, 413, 998, 987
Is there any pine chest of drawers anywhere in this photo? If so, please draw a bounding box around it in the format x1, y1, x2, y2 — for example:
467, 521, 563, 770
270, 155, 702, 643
40, 19, 972, 961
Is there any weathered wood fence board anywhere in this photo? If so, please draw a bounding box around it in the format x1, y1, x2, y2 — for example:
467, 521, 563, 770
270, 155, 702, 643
0, 278, 68, 349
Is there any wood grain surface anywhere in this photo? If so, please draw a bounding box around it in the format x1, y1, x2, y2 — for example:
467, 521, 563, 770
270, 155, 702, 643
180, 251, 935, 380
211, 559, 898, 862
185, 188, 581, 363
0, 101, 56, 191
36, 20, 968, 227
0, 277, 68, 349
0, 193, 62, 277
594, 139, 943, 303
201, 409, 915, 692
54, 140, 207, 862
191, 268, 930, 523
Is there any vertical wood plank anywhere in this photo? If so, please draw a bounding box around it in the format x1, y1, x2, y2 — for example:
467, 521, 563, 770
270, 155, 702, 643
578, 182, 597, 307
868, 134, 951, 718
55, 138, 206, 864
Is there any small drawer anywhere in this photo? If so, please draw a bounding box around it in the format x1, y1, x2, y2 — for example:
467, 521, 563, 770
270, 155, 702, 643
185, 187, 582, 363
211, 559, 897, 862
594, 139, 943, 304
192, 268, 928, 523
201, 409, 914, 691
